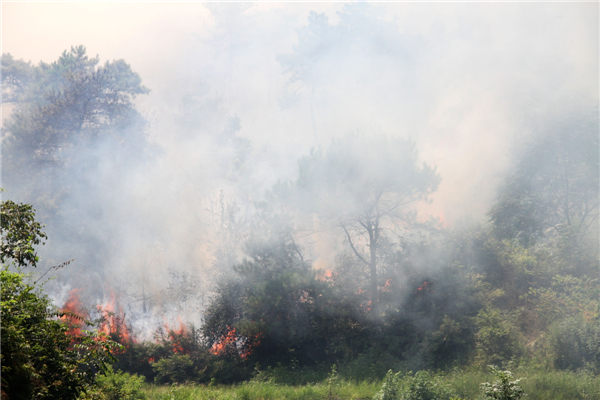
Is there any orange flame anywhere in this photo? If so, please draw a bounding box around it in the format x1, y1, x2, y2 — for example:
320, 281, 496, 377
96, 291, 134, 347
415, 280, 432, 294
381, 279, 393, 293
161, 319, 189, 354
316, 269, 334, 282
60, 289, 89, 337
210, 327, 238, 356
210, 327, 261, 359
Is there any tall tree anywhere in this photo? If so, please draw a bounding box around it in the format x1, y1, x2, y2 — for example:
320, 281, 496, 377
2, 46, 151, 272
489, 113, 599, 248
291, 134, 440, 318
2, 46, 149, 207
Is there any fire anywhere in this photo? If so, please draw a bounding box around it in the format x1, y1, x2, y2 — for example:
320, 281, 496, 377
161, 319, 189, 354
61, 287, 135, 352
436, 213, 446, 228
210, 327, 237, 356
415, 280, 432, 295
316, 269, 334, 281
96, 291, 134, 346
210, 327, 262, 359
60, 289, 89, 337
381, 279, 393, 293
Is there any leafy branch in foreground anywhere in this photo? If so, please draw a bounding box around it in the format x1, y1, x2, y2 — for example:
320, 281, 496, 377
1, 199, 121, 399
1, 269, 121, 400
0, 200, 47, 268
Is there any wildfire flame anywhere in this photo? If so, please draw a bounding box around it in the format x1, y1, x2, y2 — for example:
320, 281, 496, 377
415, 280, 432, 294
60, 289, 89, 337
210, 326, 261, 359
382, 279, 393, 293
60, 287, 135, 352
96, 290, 134, 346
316, 268, 334, 282
161, 319, 189, 354
210, 327, 238, 356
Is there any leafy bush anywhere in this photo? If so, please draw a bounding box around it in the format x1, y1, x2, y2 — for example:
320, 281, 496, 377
152, 354, 195, 384
481, 365, 525, 400
373, 370, 454, 400
548, 316, 600, 373
1, 200, 119, 399
1, 270, 119, 400
474, 307, 523, 366
90, 366, 146, 400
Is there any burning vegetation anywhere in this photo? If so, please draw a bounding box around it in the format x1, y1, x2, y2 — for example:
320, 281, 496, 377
1, 5, 598, 390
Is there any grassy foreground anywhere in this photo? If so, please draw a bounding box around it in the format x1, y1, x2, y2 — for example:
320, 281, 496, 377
142, 380, 379, 400
140, 369, 600, 400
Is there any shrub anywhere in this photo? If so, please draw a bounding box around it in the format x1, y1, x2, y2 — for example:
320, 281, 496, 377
474, 308, 523, 366
92, 366, 146, 400
373, 369, 455, 400
152, 354, 195, 384
1, 269, 118, 400
549, 316, 600, 373
481, 365, 525, 400
1, 200, 119, 399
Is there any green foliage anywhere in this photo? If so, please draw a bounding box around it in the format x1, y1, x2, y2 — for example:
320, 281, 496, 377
2, 46, 151, 248
88, 366, 146, 400
422, 315, 475, 370
1, 269, 119, 400
474, 308, 523, 367
524, 275, 599, 328
326, 364, 340, 400
338, 348, 404, 382
202, 239, 349, 370
140, 379, 382, 400
1, 198, 120, 399
1, 200, 47, 267
3, 46, 149, 176
373, 370, 455, 400
252, 364, 327, 385
373, 370, 404, 400
152, 355, 195, 385
480, 366, 525, 400
113, 323, 226, 385
1, 53, 35, 102
548, 316, 600, 373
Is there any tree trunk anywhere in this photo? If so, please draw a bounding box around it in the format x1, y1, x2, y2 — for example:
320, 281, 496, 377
368, 227, 379, 319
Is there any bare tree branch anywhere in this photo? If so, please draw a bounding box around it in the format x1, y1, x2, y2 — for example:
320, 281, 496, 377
340, 221, 371, 267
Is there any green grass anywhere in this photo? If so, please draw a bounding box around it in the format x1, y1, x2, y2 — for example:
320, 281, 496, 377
140, 369, 600, 400
445, 368, 600, 400
142, 380, 379, 400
